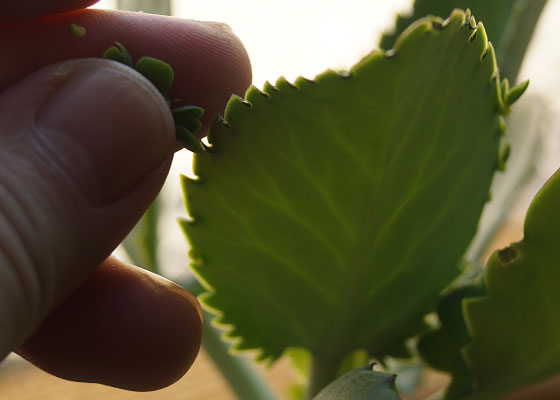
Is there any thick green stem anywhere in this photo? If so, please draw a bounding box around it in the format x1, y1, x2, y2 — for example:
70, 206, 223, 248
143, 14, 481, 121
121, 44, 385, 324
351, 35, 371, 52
306, 352, 345, 399
122, 196, 160, 273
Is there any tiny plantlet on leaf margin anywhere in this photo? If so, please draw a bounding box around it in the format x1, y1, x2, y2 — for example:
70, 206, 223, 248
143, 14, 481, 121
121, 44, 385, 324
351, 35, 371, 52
67, 22, 207, 154
101, 41, 207, 154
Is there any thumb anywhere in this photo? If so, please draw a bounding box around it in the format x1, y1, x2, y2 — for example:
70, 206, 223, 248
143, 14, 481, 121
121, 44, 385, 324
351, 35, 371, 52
0, 58, 176, 357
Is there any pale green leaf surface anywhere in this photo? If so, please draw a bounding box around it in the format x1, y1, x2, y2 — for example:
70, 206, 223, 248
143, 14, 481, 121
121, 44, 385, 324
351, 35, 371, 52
182, 11, 507, 362
312, 365, 399, 400
463, 168, 560, 398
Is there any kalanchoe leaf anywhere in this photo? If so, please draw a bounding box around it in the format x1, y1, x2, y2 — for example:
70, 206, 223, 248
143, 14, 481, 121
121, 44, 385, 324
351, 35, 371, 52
417, 279, 486, 399
103, 41, 133, 67
313, 364, 399, 400
69, 23, 86, 37
172, 106, 205, 135
172, 105, 205, 119
176, 125, 206, 154
504, 79, 529, 106
182, 9, 513, 363
462, 168, 560, 399
135, 56, 174, 96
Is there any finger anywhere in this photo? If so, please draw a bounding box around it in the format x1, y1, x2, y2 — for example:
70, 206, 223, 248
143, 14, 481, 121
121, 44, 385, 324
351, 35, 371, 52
1, 9, 253, 135
0, 58, 175, 360
16, 257, 203, 392
1, 0, 98, 21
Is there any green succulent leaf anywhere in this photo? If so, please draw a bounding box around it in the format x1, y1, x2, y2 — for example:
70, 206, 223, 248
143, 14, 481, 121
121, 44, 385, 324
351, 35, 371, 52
135, 56, 174, 96
312, 364, 399, 400
176, 125, 206, 154
182, 10, 509, 363
417, 280, 486, 399
172, 106, 205, 135
103, 41, 133, 67
463, 168, 560, 399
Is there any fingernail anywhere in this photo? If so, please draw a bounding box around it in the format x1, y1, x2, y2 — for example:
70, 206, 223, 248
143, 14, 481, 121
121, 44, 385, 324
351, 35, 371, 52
36, 61, 175, 204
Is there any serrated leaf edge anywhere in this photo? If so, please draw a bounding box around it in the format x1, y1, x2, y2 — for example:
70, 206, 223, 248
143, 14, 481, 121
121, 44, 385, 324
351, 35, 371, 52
185, 8, 514, 362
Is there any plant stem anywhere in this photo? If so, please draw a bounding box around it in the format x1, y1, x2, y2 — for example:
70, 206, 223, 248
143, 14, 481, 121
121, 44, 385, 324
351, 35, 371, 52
306, 352, 344, 399
182, 278, 279, 400
122, 196, 160, 273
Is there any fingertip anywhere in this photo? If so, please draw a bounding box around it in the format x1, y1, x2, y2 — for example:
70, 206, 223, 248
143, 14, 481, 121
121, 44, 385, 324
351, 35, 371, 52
16, 257, 202, 391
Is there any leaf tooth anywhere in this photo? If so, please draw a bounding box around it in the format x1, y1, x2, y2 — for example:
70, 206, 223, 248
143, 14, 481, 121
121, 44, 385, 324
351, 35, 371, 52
263, 81, 279, 95
463, 8, 472, 25
338, 71, 353, 79
275, 76, 297, 91
294, 76, 316, 89
497, 115, 506, 137
497, 141, 511, 171
467, 12, 477, 30
384, 48, 399, 59
501, 78, 510, 100
245, 85, 269, 105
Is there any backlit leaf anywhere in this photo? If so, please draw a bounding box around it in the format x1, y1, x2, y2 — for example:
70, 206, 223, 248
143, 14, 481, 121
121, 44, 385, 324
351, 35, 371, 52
463, 169, 560, 398
182, 10, 510, 363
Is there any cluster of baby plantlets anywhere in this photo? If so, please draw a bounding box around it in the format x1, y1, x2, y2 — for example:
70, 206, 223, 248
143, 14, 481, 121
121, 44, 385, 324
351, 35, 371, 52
103, 42, 206, 153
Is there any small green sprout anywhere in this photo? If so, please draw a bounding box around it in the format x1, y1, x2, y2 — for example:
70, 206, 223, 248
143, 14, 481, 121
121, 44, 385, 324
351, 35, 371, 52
69, 23, 86, 37
135, 56, 174, 97
172, 106, 204, 133
102, 42, 133, 67
504, 79, 530, 106
100, 42, 206, 154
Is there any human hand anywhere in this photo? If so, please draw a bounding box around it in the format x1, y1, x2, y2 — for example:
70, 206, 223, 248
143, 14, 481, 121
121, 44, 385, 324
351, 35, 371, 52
0, 0, 251, 391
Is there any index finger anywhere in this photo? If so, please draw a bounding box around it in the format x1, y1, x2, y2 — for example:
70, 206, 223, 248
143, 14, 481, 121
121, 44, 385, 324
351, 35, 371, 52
0, 9, 252, 133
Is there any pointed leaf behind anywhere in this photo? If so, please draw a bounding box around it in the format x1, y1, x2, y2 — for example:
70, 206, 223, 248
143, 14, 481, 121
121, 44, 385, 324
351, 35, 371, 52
463, 168, 560, 398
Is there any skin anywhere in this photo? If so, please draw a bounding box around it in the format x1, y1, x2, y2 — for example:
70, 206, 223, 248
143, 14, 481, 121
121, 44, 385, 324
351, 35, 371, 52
0, 0, 251, 392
